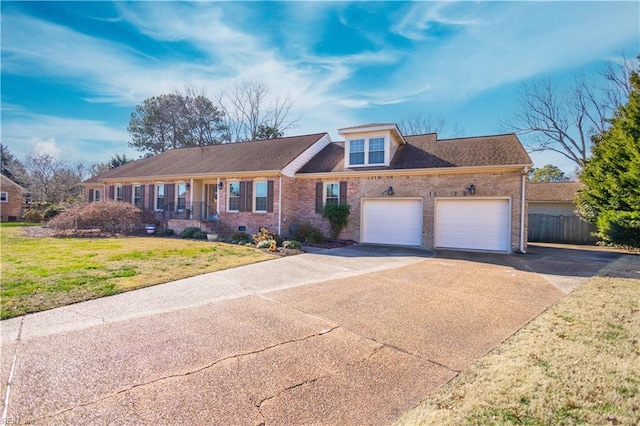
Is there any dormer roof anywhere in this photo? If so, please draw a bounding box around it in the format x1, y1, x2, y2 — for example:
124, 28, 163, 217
338, 123, 406, 145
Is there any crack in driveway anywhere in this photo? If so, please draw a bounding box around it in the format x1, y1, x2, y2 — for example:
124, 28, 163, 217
32, 325, 340, 422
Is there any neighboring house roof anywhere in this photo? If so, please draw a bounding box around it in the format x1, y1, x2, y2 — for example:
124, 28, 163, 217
527, 181, 584, 202
298, 133, 532, 174
84, 133, 327, 183
0, 174, 26, 191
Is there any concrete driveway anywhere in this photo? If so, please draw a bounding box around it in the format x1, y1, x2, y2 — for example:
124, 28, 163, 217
1, 244, 617, 425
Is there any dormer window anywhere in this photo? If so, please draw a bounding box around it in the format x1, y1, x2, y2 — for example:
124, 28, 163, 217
345, 136, 387, 167
339, 123, 406, 169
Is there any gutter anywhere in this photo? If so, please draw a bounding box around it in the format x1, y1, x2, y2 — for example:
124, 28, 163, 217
520, 167, 529, 254
278, 175, 283, 235
295, 164, 533, 179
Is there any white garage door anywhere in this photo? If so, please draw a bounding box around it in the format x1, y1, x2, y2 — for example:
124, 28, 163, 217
361, 199, 423, 246
435, 199, 510, 252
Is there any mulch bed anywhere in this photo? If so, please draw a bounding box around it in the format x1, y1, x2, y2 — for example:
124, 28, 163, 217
22, 226, 117, 238
303, 239, 357, 249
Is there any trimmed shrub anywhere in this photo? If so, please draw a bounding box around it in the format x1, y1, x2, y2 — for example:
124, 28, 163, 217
256, 239, 275, 249
192, 230, 208, 240
23, 209, 44, 223
159, 228, 175, 237
293, 223, 326, 243
282, 240, 301, 250
230, 231, 253, 244
47, 201, 153, 234
180, 227, 201, 239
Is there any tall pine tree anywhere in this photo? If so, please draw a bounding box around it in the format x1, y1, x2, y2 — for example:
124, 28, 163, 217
577, 71, 640, 247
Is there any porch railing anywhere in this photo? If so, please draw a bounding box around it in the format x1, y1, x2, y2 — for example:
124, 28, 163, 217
148, 202, 219, 225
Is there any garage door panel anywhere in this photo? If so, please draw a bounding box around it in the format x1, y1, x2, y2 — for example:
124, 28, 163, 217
435, 199, 510, 252
362, 199, 422, 246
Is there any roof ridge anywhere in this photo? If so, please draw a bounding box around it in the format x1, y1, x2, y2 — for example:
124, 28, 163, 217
167, 132, 327, 150
436, 132, 517, 141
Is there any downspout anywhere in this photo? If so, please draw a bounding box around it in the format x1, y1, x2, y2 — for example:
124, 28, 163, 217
519, 167, 528, 254
278, 175, 283, 235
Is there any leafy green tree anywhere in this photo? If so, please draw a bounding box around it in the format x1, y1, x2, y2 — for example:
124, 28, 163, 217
128, 91, 226, 156
528, 164, 570, 182
576, 71, 640, 247
108, 154, 133, 169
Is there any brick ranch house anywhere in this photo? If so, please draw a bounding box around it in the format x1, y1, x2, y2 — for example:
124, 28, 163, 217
1, 174, 26, 222
83, 123, 533, 253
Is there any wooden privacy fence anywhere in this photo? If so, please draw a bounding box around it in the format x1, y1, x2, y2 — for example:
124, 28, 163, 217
528, 214, 598, 245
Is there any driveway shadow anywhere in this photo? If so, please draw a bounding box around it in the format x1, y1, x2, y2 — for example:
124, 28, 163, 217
303, 244, 434, 258
435, 243, 623, 280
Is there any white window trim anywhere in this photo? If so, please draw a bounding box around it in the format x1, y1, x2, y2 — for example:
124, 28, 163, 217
253, 179, 268, 213
345, 134, 388, 168
115, 185, 123, 201
0, 191, 8, 203
227, 180, 240, 213
323, 181, 340, 206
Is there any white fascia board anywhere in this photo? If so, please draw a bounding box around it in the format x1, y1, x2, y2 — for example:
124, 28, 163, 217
339, 124, 406, 144
281, 133, 332, 177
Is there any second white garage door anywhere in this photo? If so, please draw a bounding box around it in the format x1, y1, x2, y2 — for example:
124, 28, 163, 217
435, 199, 510, 252
361, 198, 423, 246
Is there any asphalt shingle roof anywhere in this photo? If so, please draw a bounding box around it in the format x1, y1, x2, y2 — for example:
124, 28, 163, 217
84, 133, 327, 183
298, 133, 532, 173
527, 181, 583, 202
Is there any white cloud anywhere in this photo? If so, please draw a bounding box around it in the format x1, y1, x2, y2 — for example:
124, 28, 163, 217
30, 138, 62, 160
2, 111, 134, 164
386, 2, 639, 103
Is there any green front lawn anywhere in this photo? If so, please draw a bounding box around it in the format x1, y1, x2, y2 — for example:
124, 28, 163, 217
0, 224, 275, 319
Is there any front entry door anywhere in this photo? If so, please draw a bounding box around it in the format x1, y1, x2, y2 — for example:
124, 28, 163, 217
205, 184, 218, 219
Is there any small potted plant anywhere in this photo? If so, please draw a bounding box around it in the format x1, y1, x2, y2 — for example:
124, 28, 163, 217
145, 224, 156, 235
206, 233, 218, 241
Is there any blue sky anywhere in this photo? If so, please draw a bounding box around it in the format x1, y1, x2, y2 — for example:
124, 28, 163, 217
1, 1, 638, 174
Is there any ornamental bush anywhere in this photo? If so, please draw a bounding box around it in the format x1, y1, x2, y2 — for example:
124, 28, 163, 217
47, 201, 155, 234
292, 223, 326, 243
282, 240, 302, 249
180, 227, 201, 239
322, 203, 350, 239
256, 239, 275, 249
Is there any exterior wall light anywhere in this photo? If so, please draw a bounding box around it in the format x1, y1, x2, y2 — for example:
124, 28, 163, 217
383, 186, 394, 196
465, 184, 476, 195
218, 181, 224, 190
185, 182, 191, 190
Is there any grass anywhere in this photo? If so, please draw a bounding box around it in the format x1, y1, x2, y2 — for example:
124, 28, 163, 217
0, 224, 275, 319
396, 254, 640, 426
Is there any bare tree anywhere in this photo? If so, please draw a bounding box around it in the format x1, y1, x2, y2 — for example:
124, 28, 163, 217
25, 154, 87, 204
397, 113, 464, 138
502, 57, 638, 167
216, 80, 298, 142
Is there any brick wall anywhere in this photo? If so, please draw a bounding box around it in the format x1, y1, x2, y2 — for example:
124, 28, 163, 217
292, 171, 526, 251
1, 177, 25, 221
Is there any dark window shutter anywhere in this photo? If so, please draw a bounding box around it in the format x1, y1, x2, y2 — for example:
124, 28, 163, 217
165, 184, 175, 210
148, 185, 154, 209
88, 189, 94, 202
339, 181, 347, 205
244, 180, 253, 212
267, 180, 274, 213
238, 181, 246, 212
108, 185, 114, 200
315, 182, 323, 214
140, 185, 145, 205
